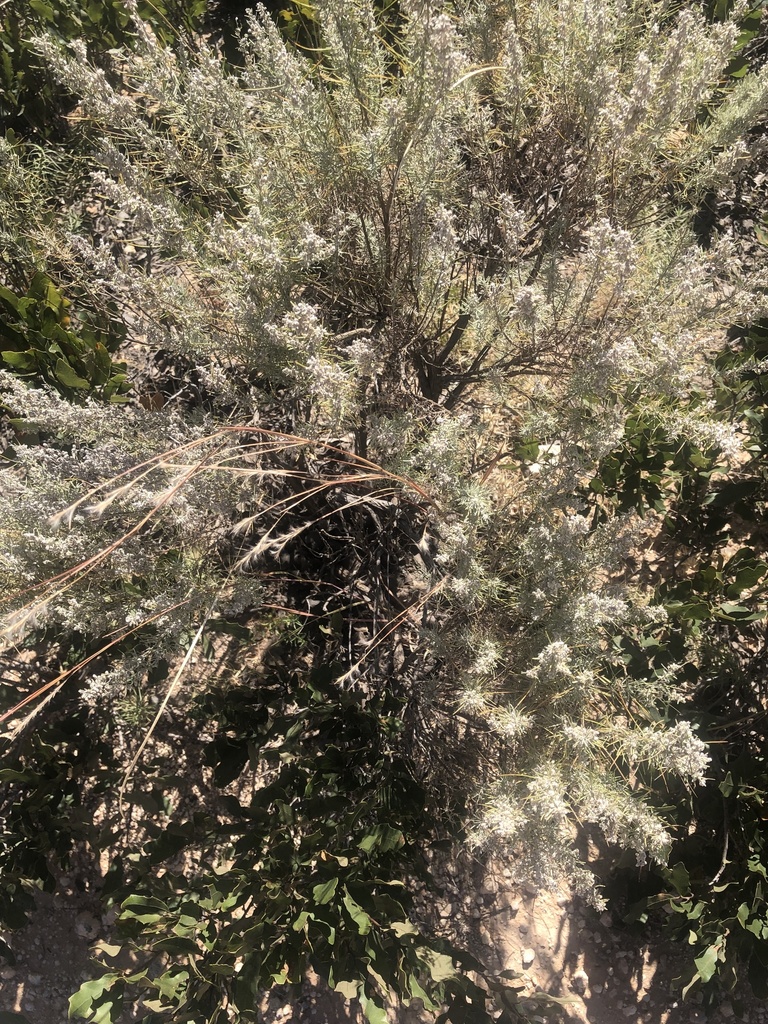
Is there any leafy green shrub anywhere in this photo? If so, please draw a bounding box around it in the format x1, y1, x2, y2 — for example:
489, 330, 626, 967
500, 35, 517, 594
1, 661, 543, 1023
0, 0, 207, 137
0, 271, 131, 402
650, 764, 768, 1005
589, 316, 768, 1002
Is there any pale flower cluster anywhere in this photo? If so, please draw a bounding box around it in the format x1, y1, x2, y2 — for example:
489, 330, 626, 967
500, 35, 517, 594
616, 721, 710, 786
488, 707, 533, 740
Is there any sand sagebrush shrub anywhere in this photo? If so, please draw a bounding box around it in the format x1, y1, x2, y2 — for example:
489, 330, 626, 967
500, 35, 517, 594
2, 0, 768, 1018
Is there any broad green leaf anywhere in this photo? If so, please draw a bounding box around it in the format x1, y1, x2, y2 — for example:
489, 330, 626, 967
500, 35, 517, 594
29, 5, 56, 26
68, 975, 120, 1020
668, 862, 690, 896
54, 357, 90, 389
408, 975, 438, 1010
334, 980, 360, 999
15, 297, 36, 321
154, 969, 189, 999
120, 895, 168, 913
342, 890, 372, 935
390, 920, 419, 938
422, 949, 455, 982
151, 937, 200, 954
206, 963, 235, 977
681, 973, 700, 1001
378, 825, 404, 852
92, 996, 121, 1024
92, 942, 123, 957
137, 999, 166, 1013
89, 342, 112, 385
0, 285, 19, 310
748, 855, 768, 879
675, 601, 711, 623
694, 944, 721, 984
2, 350, 36, 371
732, 563, 767, 591
312, 878, 338, 905
359, 992, 388, 1024
122, 911, 162, 925
719, 772, 734, 798
0, 769, 34, 782
689, 901, 706, 921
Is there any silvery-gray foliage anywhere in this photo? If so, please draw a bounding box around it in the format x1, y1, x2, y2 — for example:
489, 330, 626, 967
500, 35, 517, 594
2, 0, 767, 906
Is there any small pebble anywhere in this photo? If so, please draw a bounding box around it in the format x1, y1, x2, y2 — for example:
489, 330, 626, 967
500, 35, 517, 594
521, 948, 536, 968
570, 969, 589, 995
75, 912, 100, 940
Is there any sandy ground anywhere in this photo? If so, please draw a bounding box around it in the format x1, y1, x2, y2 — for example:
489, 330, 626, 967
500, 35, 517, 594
0, 854, 761, 1024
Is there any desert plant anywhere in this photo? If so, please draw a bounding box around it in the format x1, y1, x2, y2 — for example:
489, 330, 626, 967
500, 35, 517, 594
2, 0, 768, 1020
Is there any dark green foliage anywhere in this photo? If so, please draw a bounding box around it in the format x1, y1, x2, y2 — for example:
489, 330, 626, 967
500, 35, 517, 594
0, 0, 207, 138
592, 319, 768, 1001
587, 412, 720, 517
706, 0, 765, 78
0, 271, 131, 402
0, 654, 557, 1024
645, 764, 768, 1007
0, 709, 117, 929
